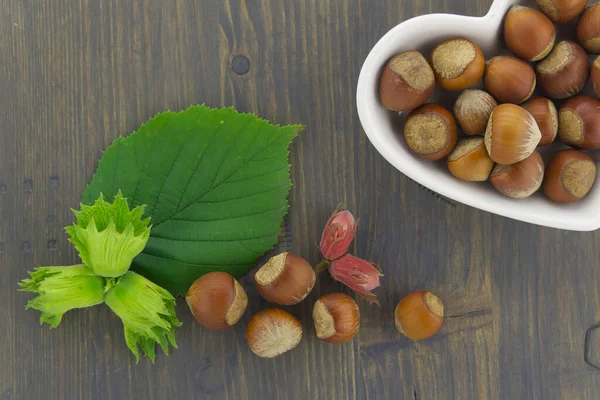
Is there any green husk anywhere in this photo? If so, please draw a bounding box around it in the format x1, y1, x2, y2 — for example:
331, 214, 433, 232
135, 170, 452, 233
104, 271, 181, 363
66, 191, 150, 277
19, 265, 105, 328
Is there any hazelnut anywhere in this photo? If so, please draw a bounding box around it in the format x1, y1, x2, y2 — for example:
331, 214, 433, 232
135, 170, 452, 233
453, 90, 497, 135
504, 5, 556, 62
522, 97, 559, 146
536, 0, 587, 23
254, 252, 315, 305
186, 272, 248, 330
403, 104, 458, 160
543, 150, 597, 203
395, 291, 443, 340
484, 104, 542, 164
576, 3, 600, 54
490, 151, 545, 198
430, 38, 485, 91
536, 41, 590, 99
246, 309, 303, 358
447, 137, 494, 182
558, 96, 600, 150
593, 57, 600, 96
484, 56, 536, 104
313, 293, 360, 344
379, 51, 435, 111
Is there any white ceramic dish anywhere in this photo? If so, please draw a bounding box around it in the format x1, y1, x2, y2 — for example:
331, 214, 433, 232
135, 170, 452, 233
357, 0, 600, 231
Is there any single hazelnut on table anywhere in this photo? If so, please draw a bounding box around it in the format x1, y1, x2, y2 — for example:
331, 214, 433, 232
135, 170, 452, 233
483, 56, 536, 104
522, 97, 558, 146
576, 3, 600, 54
186, 272, 248, 330
246, 308, 303, 358
254, 252, 315, 305
312, 293, 360, 344
447, 137, 494, 182
504, 5, 556, 62
543, 150, 597, 203
403, 103, 458, 160
593, 57, 600, 96
395, 291, 443, 340
536, 41, 590, 99
490, 151, 545, 198
536, 0, 587, 23
430, 38, 485, 91
558, 96, 600, 150
453, 89, 497, 135
484, 104, 542, 164
379, 51, 435, 111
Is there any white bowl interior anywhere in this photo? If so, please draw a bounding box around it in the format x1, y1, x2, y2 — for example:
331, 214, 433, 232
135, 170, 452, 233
357, 0, 600, 231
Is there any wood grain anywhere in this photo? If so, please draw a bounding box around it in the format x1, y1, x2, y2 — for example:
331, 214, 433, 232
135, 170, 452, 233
2, 0, 600, 399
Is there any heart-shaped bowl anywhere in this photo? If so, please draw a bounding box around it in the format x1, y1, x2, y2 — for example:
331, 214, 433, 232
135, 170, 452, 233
357, 0, 600, 231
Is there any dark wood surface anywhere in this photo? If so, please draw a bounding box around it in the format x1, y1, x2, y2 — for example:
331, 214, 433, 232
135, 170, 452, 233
2, 0, 600, 399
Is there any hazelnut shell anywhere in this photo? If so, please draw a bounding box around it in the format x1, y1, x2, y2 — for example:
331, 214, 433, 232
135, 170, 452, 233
379, 51, 435, 111
536, 0, 587, 23
246, 309, 303, 358
484, 56, 536, 104
490, 151, 545, 198
447, 137, 494, 182
313, 293, 360, 344
504, 6, 556, 62
254, 252, 315, 305
536, 41, 590, 99
453, 90, 497, 135
558, 96, 600, 150
484, 104, 542, 164
592, 57, 600, 96
543, 150, 597, 203
403, 104, 458, 160
576, 3, 600, 54
522, 97, 558, 146
430, 38, 485, 91
186, 272, 248, 330
395, 291, 444, 340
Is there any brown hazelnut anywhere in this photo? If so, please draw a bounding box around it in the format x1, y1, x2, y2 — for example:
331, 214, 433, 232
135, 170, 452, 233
313, 293, 360, 344
504, 5, 556, 62
379, 51, 435, 111
403, 104, 458, 160
485, 104, 542, 164
395, 291, 444, 340
558, 96, 600, 150
186, 272, 248, 330
543, 150, 597, 203
576, 3, 600, 54
490, 151, 545, 198
246, 309, 303, 358
447, 137, 494, 182
254, 252, 316, 305
593, 57, 600, 96
453, 90, 497, 135
484, 56, 536, 104
430, 38, 485, 91
536, 0, 587, 23
522, 97, 558, 146
536, 41, 590, 99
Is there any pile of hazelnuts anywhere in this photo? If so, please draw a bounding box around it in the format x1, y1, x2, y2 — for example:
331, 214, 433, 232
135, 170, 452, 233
185, 253, 447, 358
185, 253, 361, 359
380, 1, 600, 203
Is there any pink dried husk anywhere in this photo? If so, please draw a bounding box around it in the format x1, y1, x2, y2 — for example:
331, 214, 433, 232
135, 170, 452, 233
329, 254, 382, 305
319, 209, 357, 260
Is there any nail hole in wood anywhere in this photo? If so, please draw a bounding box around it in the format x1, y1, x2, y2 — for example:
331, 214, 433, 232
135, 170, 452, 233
0, 183, 6, 194
24, 179, 33, 193
22, 241, 31, 253
49, 176, 59, 189
231, 55, 250, 75
47, 239, 58, 252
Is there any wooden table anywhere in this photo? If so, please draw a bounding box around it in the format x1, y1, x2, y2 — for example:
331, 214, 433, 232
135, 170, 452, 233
2, 1, 600, 399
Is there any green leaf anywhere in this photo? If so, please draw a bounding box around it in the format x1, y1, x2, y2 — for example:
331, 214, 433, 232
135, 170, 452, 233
82, 105, 300, 295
